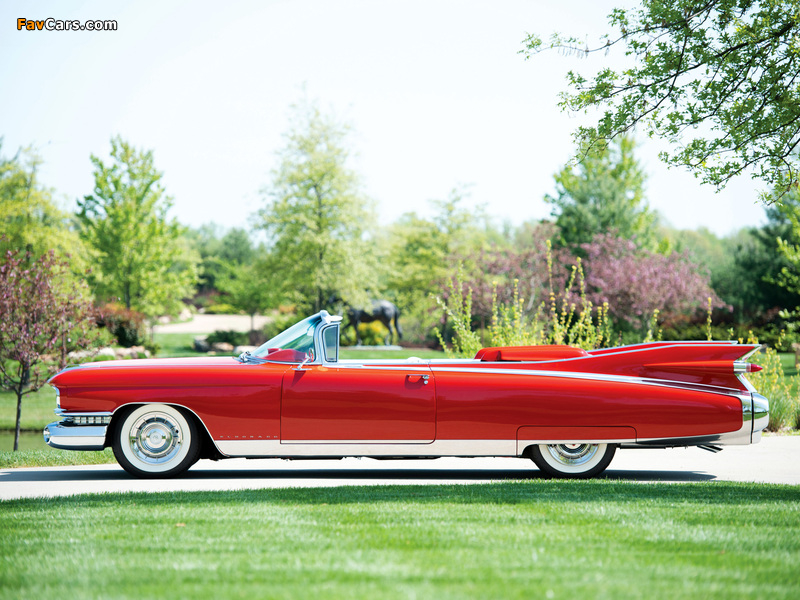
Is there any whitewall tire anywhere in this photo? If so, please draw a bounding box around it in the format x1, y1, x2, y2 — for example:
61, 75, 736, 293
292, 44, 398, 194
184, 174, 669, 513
531, 443, 616, 479
112, 404, 201, 478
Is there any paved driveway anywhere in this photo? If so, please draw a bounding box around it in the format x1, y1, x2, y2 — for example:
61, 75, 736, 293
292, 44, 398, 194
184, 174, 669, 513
153, 314, 272, 334
1, 436, 797, 500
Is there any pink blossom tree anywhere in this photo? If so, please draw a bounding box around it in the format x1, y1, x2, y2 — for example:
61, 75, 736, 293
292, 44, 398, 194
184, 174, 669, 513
0, 248, 97, 451
581, 233, 725, 330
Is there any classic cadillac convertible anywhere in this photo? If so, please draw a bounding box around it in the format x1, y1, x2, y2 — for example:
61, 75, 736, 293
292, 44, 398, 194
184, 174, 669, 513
44, 311, 769, 479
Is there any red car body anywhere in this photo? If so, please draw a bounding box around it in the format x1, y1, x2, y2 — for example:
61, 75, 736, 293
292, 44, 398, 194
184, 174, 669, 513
44, 311, 769, 478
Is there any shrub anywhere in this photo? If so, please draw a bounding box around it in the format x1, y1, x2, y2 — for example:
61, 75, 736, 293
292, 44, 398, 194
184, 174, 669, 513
436, 246, 614, 357
262, 313, 299, 342
206, 330, 247, 346
96, 303, 146, 347
341, 321, 392, 346
748, 344, 800, 431
205, 303, 241, 315
581, 233, 725, 330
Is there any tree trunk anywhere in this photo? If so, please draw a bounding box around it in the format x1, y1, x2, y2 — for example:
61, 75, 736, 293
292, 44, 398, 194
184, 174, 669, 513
13, 388, 22, 452
250, 312, 255, 334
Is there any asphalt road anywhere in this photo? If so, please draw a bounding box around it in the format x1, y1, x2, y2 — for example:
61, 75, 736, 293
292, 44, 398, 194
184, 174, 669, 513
1, 436, 798, 500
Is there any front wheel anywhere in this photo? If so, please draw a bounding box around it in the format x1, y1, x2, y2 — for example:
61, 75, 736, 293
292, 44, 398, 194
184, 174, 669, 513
112, 405, 201, 478
531, 443, 616, 479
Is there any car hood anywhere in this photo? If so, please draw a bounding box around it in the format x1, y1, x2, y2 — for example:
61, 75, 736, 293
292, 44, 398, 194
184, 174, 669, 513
49, 356, 241, 387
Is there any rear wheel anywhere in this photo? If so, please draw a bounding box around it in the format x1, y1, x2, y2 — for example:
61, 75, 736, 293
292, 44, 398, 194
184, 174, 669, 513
531, 443, 616, 479
113, 405, 201, 478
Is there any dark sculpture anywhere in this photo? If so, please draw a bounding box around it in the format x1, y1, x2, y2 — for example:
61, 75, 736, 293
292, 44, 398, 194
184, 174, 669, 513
331, 298, 403, 346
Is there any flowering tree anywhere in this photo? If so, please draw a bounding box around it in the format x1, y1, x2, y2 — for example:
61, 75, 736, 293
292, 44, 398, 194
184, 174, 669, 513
581, 234, 724, 329
0, 248, 97, 450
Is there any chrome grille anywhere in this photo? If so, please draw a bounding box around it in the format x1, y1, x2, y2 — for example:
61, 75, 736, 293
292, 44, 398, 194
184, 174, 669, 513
62, 415, 112, 426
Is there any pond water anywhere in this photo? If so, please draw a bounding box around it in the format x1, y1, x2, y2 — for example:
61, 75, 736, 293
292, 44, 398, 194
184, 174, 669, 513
0, 430, 49, 452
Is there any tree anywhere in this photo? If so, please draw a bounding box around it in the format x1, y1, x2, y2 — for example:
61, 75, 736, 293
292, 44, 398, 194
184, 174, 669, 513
0, 248, 97, 451
524, 1, 800, 197
581, 233, 724, 331
188, 225, 258, 295
77, 137, 198, 318
216, 261, 277, 333
771, 191, 800, 304
545, 136, 657, 248
259, 103, 377, 313
0, 140, 87, 268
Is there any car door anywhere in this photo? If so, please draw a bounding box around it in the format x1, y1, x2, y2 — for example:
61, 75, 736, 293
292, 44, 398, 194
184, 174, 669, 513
280, 365, 435, 443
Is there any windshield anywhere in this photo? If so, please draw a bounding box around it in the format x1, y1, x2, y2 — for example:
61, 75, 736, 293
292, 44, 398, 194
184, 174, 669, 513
252, 314, 321, 361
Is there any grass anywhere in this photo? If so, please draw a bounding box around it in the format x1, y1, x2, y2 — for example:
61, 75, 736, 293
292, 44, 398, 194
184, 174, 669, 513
0, 386, 56, 431
340, 347, 446, 360
0, 448, 116, 469
153, 332, 206, 357
779, 352, 798, 377
1, 481, 799, 599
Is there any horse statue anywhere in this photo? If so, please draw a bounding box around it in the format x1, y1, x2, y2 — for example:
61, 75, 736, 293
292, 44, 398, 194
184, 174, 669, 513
329, 298, 403, 346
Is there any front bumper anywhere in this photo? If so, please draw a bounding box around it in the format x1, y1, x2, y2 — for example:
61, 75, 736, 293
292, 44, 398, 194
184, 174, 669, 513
43, 411, 112, 451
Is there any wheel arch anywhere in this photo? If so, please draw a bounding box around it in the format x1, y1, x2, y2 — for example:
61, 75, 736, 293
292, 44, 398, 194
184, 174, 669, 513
106, 402, 222, 459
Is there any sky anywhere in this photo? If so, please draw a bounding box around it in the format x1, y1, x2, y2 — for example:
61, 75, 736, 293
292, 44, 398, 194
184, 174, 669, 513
1, 0, 769, 237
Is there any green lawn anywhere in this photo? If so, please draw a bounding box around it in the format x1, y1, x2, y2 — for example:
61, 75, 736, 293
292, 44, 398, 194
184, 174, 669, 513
0, 386, 56, 431
340, 347, 446, 360
1, 481, 798, 599
0, 447, 116, 469
779, 352, 798, 377
153, 332, 206, 357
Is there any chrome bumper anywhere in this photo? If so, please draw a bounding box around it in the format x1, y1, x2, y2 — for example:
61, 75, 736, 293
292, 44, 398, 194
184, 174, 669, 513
751, 392, 769, 441
716, 391, 770, 445
43, 411, 112, 451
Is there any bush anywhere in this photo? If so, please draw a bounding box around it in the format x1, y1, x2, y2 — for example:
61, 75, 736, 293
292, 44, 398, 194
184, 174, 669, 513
436, 252, 614, 358
96, 303, 146, 347
206, 330, 247, 346
262, 313, 298, 341
340, 321, 389, 346
748, 347, 800, 431
205, 303, 241, 315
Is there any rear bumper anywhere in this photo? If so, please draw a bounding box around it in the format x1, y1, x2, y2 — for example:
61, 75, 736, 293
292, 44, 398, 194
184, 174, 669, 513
751, 392, 769, 439
43, 412, 112, 451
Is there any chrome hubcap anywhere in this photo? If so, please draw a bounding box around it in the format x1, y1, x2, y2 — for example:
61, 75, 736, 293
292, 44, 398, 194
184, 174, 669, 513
546, 444, 599, 466
129, 413, 182, 464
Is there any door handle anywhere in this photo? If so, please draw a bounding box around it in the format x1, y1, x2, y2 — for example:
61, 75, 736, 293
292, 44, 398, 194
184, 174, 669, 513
407, 373, 429, 385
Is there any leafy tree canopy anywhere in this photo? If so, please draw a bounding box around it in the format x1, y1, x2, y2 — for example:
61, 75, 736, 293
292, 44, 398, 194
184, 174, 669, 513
259, 102, 378, 313
772, 190, 800, 302
187, 225, 257, 294
0, 140, 87, 269
546, 136, 657, 248
216, 261, 277, 332
524, 0, 800, 197
382, 190, 504, 310
77, 136, 198, 318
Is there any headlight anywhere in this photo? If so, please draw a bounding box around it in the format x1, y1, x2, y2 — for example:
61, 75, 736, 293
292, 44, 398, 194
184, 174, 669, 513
54, 387, 61, 409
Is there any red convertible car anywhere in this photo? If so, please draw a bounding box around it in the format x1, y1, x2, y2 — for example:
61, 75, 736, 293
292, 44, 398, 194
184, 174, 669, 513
44, 311, 769, 479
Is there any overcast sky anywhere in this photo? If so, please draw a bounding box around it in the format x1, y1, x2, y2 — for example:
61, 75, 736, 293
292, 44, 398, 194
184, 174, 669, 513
1, 0, 768, 237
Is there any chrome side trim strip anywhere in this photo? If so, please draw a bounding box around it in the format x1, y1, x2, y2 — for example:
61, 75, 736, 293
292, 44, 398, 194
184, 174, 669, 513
216, 427, 759, 457
216, 439, 518, 457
